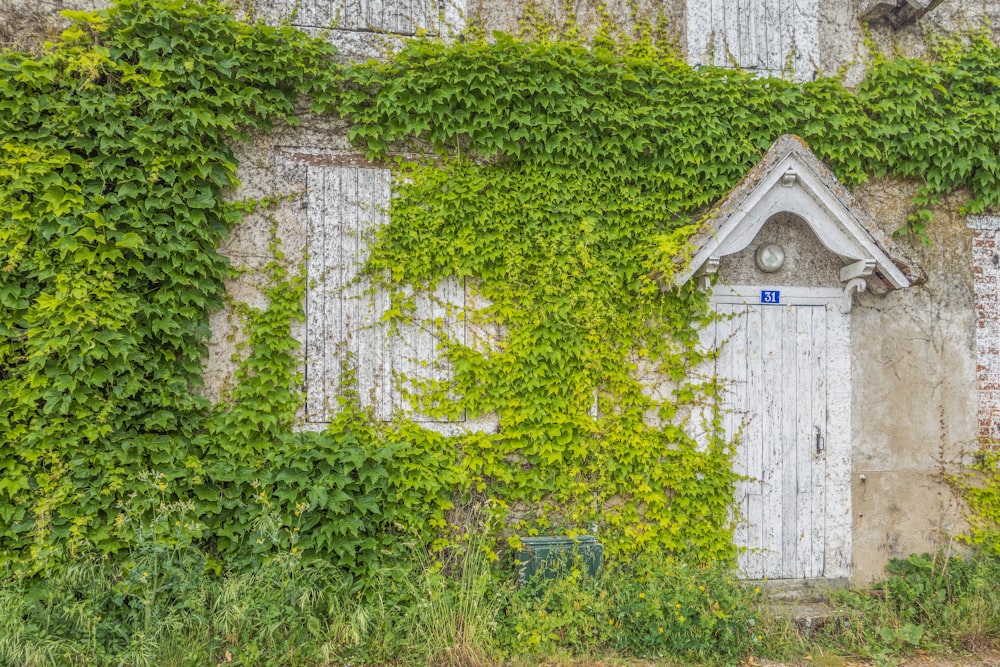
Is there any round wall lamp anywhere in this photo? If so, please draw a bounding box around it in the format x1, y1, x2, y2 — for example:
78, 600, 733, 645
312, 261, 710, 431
755, 243, 785, 273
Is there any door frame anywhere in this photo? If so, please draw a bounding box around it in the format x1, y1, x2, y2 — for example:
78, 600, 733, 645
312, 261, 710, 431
710, 284, 852, 580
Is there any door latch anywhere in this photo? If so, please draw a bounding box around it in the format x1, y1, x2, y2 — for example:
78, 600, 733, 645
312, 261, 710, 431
814, 426, 825, 454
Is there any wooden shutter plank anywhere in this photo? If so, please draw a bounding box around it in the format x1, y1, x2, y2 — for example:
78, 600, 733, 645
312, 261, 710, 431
762, 0, 780, 73
305, 168, 328, 421
686, 0, 818, 79
263, 0, 434, 32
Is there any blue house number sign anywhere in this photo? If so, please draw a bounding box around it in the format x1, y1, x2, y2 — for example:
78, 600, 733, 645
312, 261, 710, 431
761, 290, 780, 304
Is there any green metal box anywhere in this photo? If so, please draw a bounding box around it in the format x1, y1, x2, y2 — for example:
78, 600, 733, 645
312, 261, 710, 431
516, 535, 604, 586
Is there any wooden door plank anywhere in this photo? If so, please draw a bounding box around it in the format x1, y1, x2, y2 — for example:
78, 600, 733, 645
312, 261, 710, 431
759, 305, 784, 577
809, 304, 828, 577
743, 305, 765, 578
779, 304, 799, 577
722, 305, 753, 576
824, 307, 854, 577
713, 306, 744, 566
794, 305, 815, 577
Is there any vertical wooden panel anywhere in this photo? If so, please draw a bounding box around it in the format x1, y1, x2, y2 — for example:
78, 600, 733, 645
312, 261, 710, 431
686, 1, 714, 68
264, 0, 437, 34
794, 306, 815, 577
741, 0, 757, 69
685, 0, 819, 80
368, 170, 393, 419
744, 305, 765, 578
823, 305, 854, 578
305, 168, 329, 420
759, 0, 782, 73
723, 0, 741, 66
348, 168, 381, 416
306, 165, 464, 424
727, 306, 751, 575
709, 0, 727, 66
809, 305, 828, 578
779, 304, 799, 577
759, 305, 784, 576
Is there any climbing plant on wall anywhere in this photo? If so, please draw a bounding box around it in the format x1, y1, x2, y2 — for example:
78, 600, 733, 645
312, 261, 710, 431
2, 0, 1000, 575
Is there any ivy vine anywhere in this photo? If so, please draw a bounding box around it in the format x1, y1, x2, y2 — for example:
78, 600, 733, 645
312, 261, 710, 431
2, 0, 1000, 576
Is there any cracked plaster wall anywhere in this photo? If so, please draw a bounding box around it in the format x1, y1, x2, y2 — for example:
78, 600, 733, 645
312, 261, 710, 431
850, 183, 978, 584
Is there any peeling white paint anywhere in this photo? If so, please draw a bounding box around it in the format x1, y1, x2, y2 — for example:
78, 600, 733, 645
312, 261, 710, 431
305, 165, 465, 423
709, 287, 851, 579
686, 0, 820, 81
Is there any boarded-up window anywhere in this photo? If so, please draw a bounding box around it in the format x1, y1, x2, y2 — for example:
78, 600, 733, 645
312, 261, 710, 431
262, 0, 443, 35
305, 165, 464, 423
686, 0, 820, 81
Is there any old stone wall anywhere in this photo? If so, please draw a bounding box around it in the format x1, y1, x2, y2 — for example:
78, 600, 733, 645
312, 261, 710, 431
0, 0, 103, 52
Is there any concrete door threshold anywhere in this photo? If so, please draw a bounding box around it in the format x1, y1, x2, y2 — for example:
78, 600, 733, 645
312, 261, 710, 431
755, 578, 851, 635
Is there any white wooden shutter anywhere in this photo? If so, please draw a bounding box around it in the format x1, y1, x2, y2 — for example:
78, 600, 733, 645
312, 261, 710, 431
262, 0, 440, 35
305, 165, 464, 423
686, 0, 820, 81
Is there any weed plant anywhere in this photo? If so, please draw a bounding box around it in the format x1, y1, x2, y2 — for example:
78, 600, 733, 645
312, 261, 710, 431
815, 550, 1000, 661
499, 553, 762, 665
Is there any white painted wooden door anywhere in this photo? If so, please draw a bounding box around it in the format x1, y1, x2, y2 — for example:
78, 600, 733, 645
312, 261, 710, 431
708, 290, 851, 579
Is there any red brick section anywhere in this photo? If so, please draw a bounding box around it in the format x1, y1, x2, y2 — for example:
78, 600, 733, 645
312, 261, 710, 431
969, 216, 1000, 444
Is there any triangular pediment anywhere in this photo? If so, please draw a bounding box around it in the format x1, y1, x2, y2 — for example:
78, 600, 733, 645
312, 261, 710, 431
675, 135, 924, 290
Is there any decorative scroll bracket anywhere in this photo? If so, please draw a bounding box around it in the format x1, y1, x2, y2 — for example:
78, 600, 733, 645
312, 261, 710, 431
841, 278, 868, 314
840, 258, 876, 282
696, 256, 721, 290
